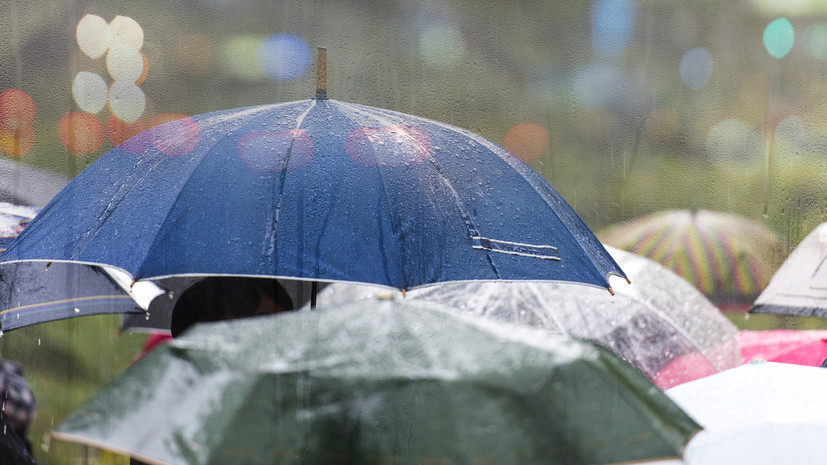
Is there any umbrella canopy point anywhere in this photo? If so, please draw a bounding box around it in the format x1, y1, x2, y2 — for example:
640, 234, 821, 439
749, 221, 827, 319
53, 299, 697, 465
315, 46, 328, 100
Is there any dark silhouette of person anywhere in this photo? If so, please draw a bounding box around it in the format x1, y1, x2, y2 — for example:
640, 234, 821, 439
0, 358, 36, 463
170, 277, 295, 338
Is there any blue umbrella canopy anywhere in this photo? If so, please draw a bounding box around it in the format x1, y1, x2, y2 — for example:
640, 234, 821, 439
0, 202, 151, 331
1, 97, 624, 291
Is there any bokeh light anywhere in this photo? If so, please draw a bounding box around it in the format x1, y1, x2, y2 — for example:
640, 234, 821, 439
591, 0, 637, 56
107, 114, 148, 147
644, 108, 680, 143
136, 51, 149, 85
418, 23, 466, 68
237, 130, 314, 172
679, 47, 713, 89
705, 119, 763, 166
0, 89, 35, 123
151, 117, 200, 156
0, 120, 34, 158
72, 71, 108, 114
806, 23, 827, 59
570, 63, 627, 108
257, 34, 312, 81
107, 15, 144, 50
57, 112, 105, 155
108, 80, 146, 123
107, 44, 146, 83
76, 14, 110, 59
221, 35, 266, 80
763, 17, 795, 58
503, 123, 550, 163
176, 34, 218, 75
345, 126, 432, 167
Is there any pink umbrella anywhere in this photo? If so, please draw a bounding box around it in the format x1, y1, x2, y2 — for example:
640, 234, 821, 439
739, 329, 827, 366
654, 329, 827, 389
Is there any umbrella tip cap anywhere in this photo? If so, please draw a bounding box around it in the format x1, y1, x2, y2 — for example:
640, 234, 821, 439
315, 46, 328, 100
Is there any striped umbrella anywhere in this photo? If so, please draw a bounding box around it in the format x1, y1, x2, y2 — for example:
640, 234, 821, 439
598, 210, 784, 309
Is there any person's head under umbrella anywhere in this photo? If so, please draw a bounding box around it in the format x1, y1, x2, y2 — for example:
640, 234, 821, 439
170, 277, 294, 338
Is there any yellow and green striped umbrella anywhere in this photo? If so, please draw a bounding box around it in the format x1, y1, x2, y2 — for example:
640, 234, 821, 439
599, 210, 784, 310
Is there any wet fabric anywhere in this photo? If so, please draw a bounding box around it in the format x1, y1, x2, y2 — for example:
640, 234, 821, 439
52, 298, 698, 465
667, 361, 827, 464
751, 222, 827, 317
312, 246, 741, 389
1, 99, 624, 292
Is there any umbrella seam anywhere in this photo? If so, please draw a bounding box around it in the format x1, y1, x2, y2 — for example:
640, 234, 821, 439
134, 101, 315, 280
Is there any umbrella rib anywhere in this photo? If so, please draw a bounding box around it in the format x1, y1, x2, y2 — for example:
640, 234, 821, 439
432, 121, 621, 285
423, 151, 502, 279
327, 101, 399, 286
69, 155, 167, 263
135, 102, 313, 279
269, 99, 317, 275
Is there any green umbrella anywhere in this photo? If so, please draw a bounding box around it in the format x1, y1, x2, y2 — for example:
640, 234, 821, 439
51, 298, 698, 465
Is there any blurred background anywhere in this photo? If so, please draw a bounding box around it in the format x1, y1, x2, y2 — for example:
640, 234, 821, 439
3, 0, 827, 463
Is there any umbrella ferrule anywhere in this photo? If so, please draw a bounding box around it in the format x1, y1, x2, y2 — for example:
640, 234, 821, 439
315, 46, 328, 100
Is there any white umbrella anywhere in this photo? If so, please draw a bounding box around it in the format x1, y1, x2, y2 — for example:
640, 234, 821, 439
666, 361, 827, 465
310, 246, 741, 388
750, 222, 827, 318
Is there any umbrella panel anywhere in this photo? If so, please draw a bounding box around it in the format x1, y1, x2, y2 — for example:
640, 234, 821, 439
3, 99, 624, 293
309, 246, 741, 388
53, 299, 698, 465
666, 361, 827, 465
599, 209, 783, 308
750, 222, 827, 318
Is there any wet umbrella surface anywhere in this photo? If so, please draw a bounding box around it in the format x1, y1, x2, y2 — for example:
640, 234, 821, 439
51, 298, 699, 465
310, 245, 741, 389
0, 202, 151, 331
751, 221, 827, 318
666, 361, 827, 464
0, 95, 624, 294
599, 209, 782, 309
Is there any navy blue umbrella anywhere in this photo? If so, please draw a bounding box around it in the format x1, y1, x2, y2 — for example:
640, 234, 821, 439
1, 76, 624, 295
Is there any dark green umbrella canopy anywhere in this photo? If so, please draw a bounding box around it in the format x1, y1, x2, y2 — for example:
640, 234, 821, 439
52, 298, 699, 465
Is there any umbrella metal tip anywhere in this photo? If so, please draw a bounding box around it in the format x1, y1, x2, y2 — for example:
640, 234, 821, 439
608, 287, 615, 296
315, 46, 328, 100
